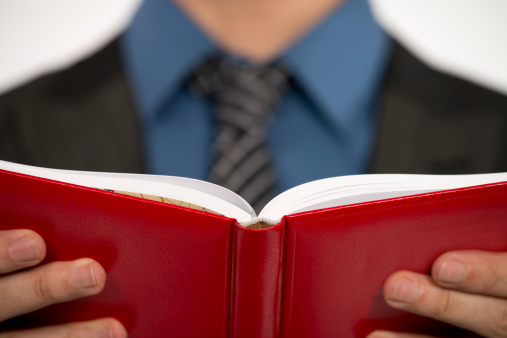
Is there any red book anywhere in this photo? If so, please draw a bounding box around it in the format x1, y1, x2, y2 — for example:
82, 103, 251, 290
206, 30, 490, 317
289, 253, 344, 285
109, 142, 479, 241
0, 160, 506, 337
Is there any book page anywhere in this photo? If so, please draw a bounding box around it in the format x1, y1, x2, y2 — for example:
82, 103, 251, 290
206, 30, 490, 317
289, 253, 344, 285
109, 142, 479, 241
5, 160, 506, 226
0, 160, 254, 222
258, 173, 507, 221
100, 189, 222, 215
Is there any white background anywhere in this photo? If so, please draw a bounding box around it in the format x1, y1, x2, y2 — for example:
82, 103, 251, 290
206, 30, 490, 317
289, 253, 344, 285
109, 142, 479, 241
0, 0, 506, 96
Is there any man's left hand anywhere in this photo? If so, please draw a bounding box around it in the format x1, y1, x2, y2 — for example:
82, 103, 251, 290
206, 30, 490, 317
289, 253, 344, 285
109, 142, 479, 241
367, 250, 507, 338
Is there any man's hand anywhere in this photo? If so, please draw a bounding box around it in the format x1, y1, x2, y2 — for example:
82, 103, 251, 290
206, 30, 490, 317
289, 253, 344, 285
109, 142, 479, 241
368, 250, 507, 338
0, 229, 127, 337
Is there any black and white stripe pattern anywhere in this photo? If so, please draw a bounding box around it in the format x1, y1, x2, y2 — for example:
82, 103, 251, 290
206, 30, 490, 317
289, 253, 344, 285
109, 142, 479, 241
190, 56, 289, 213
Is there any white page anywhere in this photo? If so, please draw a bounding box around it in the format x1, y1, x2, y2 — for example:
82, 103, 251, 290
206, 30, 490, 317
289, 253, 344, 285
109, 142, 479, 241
258, 173, 507, 221
3, 160, 506, 226
0, 160, 254, 222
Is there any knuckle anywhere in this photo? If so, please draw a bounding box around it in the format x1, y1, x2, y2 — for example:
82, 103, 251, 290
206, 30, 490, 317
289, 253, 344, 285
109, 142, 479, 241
487, 265, 507, 296
33, 270, 56, 303
491, 303, 507, 338
485, 266, 504, 293
63, 329, 74, 338
432, 290, 459, 319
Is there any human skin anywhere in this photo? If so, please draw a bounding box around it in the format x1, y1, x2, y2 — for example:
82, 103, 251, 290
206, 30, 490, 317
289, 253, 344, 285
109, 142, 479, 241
368, 250, 507, 338
2, 1, 504, 336
171, 1, 507, 336
0, 229, 127, 337
172, 0, 347, 62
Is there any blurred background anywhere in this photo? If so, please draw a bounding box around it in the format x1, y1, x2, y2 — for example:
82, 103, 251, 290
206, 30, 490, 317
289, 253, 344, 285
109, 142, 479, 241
0, 0, 506, 96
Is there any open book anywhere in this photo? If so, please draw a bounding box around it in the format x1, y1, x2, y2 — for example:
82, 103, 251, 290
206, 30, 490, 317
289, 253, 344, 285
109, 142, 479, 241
1, 159, 506, 226
1, 159, 507, 337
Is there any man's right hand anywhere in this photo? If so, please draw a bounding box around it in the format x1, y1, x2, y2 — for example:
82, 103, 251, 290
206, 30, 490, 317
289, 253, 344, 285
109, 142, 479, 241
0, 229, 127, 337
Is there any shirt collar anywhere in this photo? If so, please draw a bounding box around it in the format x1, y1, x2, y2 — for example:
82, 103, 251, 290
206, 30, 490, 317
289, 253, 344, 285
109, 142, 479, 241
121, 0, 391, 128
281, 0, 391, 133
121, 0, 216, 118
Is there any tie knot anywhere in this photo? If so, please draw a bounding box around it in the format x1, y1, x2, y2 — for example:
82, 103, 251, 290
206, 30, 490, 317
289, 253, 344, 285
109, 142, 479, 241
189, 56, 290, 106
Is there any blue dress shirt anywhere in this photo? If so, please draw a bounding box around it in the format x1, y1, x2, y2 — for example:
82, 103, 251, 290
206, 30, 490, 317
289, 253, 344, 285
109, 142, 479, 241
121, 0, 391, 193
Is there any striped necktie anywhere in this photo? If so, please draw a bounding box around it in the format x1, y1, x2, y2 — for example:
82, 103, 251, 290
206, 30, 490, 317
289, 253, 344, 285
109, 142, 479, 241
190, 56, 290, 213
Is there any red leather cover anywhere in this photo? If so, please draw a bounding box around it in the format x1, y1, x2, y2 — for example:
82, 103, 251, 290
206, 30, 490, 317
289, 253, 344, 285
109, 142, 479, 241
1, 167, 506, 337
231, 221, 285, 338
281, 181, 507, 337
0, 169, 234, 337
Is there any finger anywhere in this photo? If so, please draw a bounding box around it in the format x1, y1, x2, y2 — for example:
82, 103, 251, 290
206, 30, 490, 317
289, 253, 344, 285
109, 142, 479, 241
432, 250, 507, 297
367, 330, 436, 338
0, 318, 127, 338
0, 258, 106, 322
0, 230, 46, 274
383, 270, 507, 338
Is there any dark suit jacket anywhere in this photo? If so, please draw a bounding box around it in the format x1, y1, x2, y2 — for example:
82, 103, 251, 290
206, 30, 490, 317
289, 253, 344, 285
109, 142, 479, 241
1, 40, 506, 176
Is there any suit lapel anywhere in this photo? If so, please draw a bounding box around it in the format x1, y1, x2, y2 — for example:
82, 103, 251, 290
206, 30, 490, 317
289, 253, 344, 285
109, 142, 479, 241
0, 40, 145, 174
371, 43, 507, 174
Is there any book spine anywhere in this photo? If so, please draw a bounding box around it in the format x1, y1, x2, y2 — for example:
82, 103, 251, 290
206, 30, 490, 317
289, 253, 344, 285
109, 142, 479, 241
229, 219, 286, 338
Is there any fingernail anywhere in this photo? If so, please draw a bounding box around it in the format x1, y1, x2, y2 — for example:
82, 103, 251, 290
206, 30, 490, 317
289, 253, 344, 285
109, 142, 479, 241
389, 277, 419, 304
94, 320, 126, 338
8, 235, 40, 263
69, 261, 97, 289
438, 259, 466, 285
